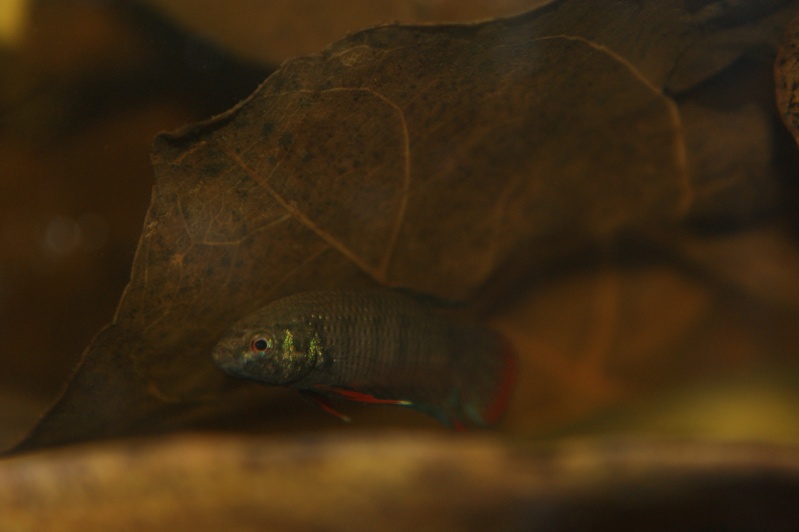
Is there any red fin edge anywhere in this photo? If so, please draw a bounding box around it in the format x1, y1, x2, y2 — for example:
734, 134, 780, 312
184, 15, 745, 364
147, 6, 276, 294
300, 390, 352, 423
314, 385, 412, 406
482, 337, 517, 425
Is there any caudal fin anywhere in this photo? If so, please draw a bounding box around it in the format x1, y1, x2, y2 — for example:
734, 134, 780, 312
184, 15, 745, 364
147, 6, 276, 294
479, 337, 517, 425
445, 330, 517, 428
301, 330, 517, 430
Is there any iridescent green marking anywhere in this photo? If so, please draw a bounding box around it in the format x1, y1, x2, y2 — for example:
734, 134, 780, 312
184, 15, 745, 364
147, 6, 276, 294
308, 333, 323, 360
282, 329, 295, 356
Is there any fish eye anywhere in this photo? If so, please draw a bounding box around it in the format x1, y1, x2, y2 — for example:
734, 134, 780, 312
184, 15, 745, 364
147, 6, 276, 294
250, 336, 272, 352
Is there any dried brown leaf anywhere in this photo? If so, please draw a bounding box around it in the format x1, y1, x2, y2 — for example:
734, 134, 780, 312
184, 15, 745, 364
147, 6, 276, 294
12, 0, 799, 451
777, 10, 799, 144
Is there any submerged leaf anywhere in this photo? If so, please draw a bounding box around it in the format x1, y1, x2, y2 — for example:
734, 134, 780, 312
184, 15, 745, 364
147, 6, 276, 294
777, 11, 799, 145
12, 0, 799, 451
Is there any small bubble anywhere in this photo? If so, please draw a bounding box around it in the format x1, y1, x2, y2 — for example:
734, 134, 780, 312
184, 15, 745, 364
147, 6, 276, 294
43, 216, 81, 256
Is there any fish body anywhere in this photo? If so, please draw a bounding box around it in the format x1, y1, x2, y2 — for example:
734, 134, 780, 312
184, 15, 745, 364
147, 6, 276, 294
212, 288, 515, 428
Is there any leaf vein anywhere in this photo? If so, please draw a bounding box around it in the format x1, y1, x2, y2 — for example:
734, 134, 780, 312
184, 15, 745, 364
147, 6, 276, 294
223, 148, 381, 281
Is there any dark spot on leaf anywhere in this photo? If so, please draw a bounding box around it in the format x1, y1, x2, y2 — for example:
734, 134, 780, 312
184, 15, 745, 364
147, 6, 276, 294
202, 161, 226, 176
279, 131, 293, 150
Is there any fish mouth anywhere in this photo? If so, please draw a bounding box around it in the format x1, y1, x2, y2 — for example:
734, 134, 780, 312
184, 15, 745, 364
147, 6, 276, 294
211, 333, 250, 375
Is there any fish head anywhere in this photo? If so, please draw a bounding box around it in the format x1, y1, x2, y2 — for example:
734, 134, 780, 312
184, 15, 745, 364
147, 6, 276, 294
212, 324, 319, 386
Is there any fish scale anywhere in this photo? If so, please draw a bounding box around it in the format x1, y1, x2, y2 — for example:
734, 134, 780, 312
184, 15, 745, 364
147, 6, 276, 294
212, 288, 516, 427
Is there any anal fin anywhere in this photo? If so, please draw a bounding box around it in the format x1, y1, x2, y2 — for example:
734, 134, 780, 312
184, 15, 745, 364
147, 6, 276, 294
314, 385, 412, 406
300, 390, 351, 423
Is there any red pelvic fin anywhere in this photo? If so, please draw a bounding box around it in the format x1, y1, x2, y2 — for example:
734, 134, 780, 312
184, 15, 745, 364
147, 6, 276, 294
314, 385, 412, 406
300, 390, 351, 423
481, 338, 517, 425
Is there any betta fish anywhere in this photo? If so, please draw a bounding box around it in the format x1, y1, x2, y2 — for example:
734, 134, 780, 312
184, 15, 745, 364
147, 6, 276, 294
212, 288, 515, 429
